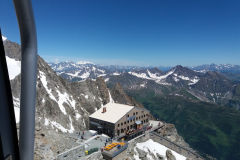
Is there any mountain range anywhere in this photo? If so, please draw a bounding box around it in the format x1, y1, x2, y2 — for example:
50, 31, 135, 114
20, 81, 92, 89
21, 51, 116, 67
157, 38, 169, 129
49, 61, 240, 110
49, 60, 240, 159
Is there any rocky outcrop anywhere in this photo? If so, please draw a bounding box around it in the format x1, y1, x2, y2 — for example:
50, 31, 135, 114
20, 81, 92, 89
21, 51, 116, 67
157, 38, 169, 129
96, 77, 110, 105
135, 148, 148, 160
157, 123, 190, 148
111, 82, 144, 108
3, 40, 21, 60
156, 153, 165, 160
166, 150, 176, 160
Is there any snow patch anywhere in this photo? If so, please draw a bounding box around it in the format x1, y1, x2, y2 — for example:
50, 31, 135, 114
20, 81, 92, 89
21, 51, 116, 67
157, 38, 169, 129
44, 118, 49, 126
108, 89, 114, 103
40, 71, 76, 114
97, 74, 106, 77
89, 130, 97, 134
51, 121, 69, 133
44, 118, 74, 133
67, 71, 81, 77
173, 76, 180, 82
134, 139, 186, 160
13, 97, 20, 123
68, 116, 75, 133
6, 56, 21, 80
154, 69, 175, 81
140, 82, 147, 88
101, 134, 110, 138
14, 106, 20, 124
2, 35, 7, 41
80, 72, 90, 79
129, 69, 174, 86
39, 71, 58, 103
173, 73, 199, 85
75, 113, 81, 120
76, 61, 93, 65
113, 72, 120, 76
56, 90, 76, 111
98, 68, 105, 73
128, 72, 151, 80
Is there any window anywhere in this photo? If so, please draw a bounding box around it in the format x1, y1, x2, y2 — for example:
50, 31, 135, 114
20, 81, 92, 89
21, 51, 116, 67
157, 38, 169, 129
133, 113, 135, 115
121, 123, 123, 126
118, 124, 120, 127
127, 114, 129, 117
127, 120, 129, 123
124, 121, 126, 124
136, 117, 138, 120
136, 112, 138, 115
144, 115, 145, 117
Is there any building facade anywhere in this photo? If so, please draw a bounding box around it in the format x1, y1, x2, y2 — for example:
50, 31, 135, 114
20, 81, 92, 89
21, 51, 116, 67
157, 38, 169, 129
89, 103, 150, 138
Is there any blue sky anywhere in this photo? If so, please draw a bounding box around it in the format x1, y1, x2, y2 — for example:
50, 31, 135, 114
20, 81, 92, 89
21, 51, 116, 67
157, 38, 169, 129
1, 0, 240, 66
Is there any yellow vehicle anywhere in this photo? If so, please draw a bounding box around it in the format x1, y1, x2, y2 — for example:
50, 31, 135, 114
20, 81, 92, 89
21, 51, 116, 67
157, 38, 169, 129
104, 142, 126, 151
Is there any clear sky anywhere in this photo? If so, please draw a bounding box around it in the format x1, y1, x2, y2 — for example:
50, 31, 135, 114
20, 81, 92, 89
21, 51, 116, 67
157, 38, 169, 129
1, 0, 240, 66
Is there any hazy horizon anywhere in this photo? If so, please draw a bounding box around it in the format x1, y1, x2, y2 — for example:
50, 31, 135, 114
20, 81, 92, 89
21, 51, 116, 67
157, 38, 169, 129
45, 55, 240, 68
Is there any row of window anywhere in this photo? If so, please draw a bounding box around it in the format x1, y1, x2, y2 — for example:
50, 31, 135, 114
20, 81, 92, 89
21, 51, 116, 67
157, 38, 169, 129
116, 119, 149, 134
117, 118, 149, 127
127, 113, 148, 118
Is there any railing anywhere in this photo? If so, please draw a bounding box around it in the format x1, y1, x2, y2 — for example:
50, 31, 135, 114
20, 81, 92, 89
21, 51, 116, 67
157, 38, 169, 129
150, 132, 204, 160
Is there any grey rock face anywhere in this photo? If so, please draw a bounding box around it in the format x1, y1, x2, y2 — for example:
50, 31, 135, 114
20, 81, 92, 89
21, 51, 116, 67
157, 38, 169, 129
157, 123, 190, 148
3, 40, 21, 60
156, 153, 165, 160
166, 150, 176, 160
136, 148, 148, 160
9, 52, 111, 133
111, 82, 144, 108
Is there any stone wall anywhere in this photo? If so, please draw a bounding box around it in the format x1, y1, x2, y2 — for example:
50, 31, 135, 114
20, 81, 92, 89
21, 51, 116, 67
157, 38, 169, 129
57, 145, 85, 160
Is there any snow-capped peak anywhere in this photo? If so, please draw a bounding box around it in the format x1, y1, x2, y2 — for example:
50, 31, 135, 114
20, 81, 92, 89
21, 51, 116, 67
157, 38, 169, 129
2, 35, 7, 41
76, 60, 93, 65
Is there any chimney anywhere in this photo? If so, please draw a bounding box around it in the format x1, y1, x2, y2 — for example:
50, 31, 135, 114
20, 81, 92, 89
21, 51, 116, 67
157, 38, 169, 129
102, 107, 107, 113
